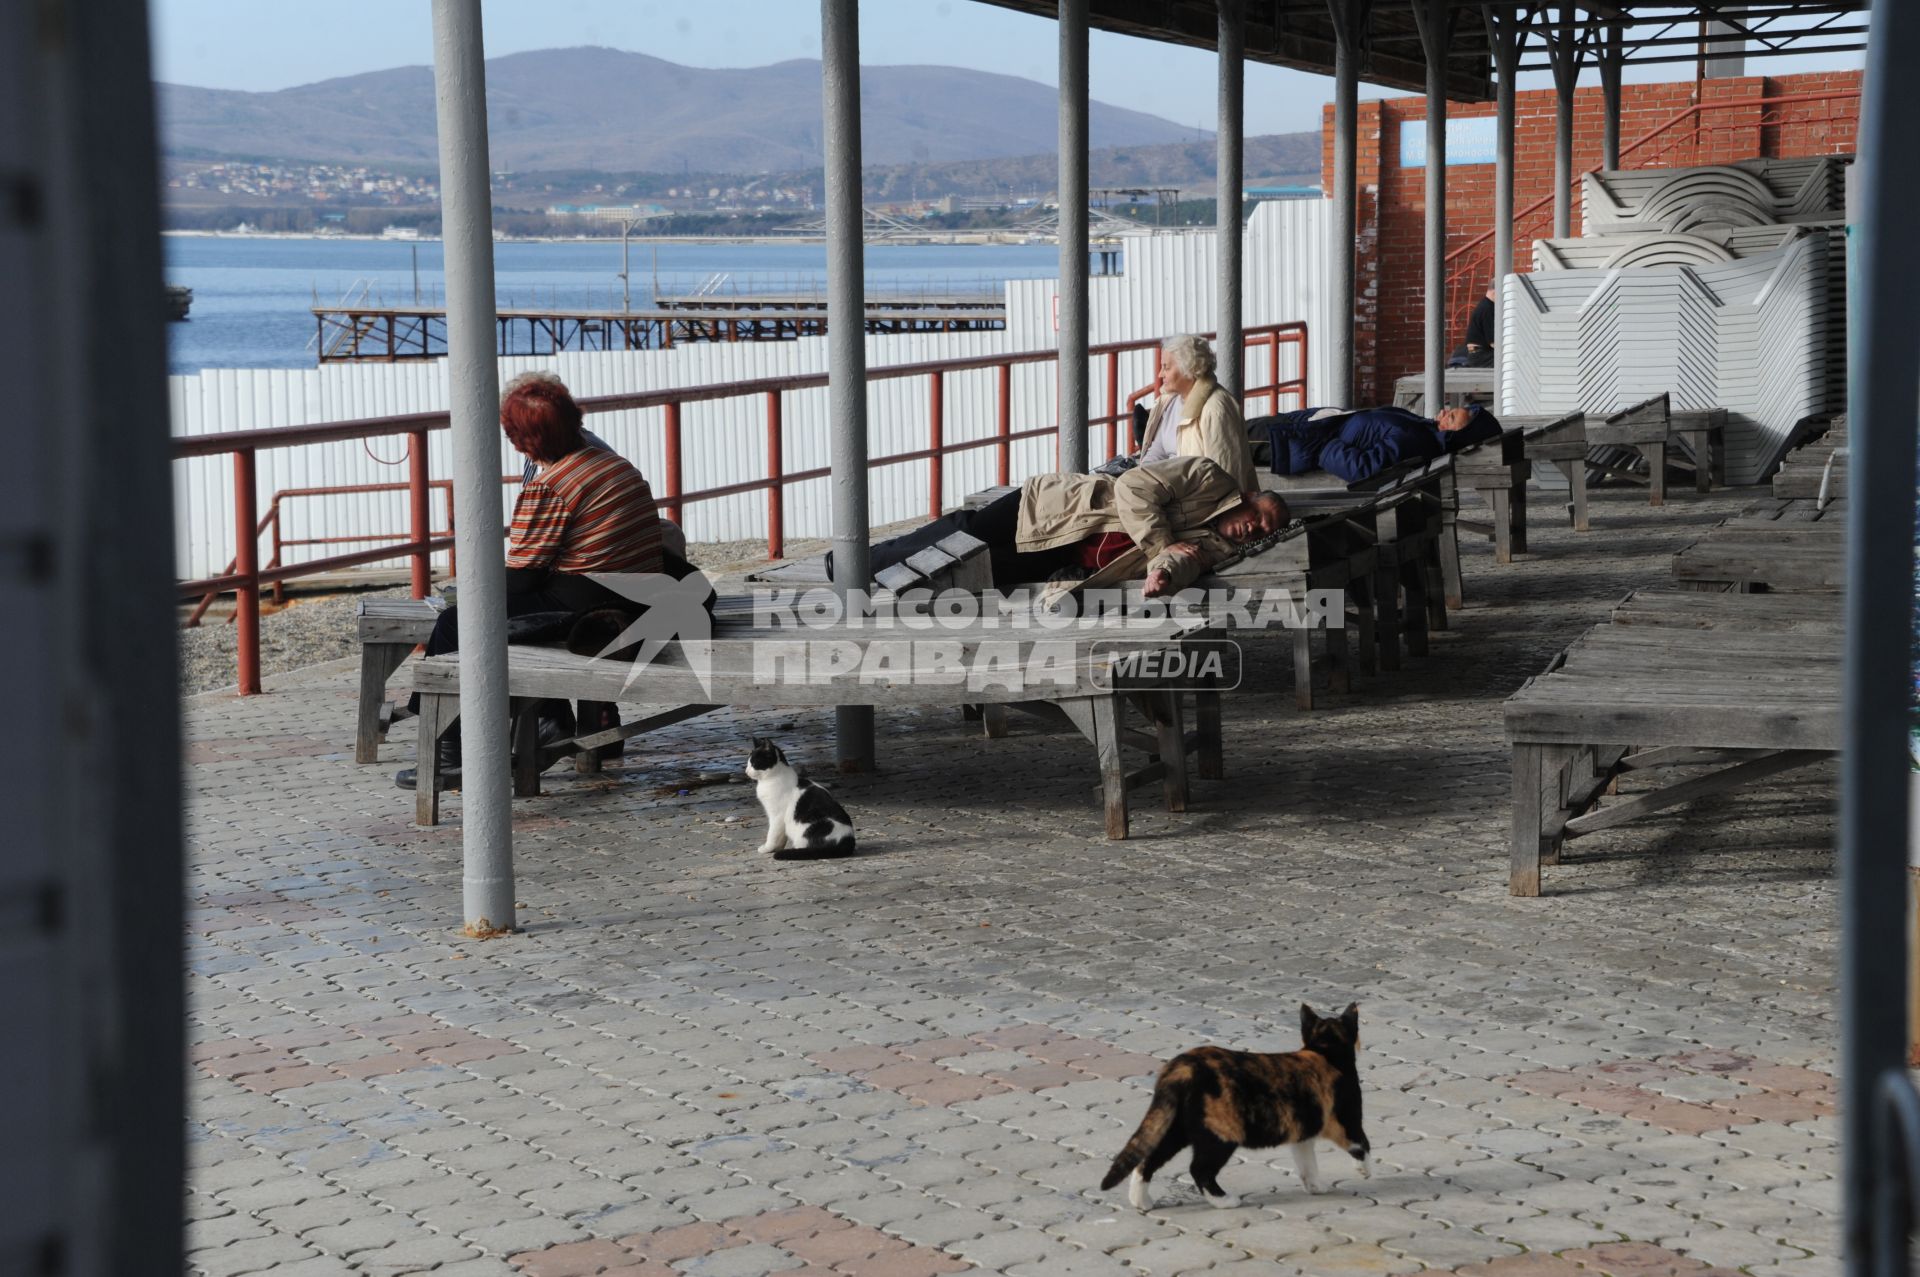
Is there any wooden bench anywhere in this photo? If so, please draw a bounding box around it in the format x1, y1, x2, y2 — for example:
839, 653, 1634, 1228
1503, 589, 1840, 896
1770, 413, 1847, 501
355, 596, 444, 763
1451, 426, 1533, 568
1508, 411, 1590, 533
1671, 497, 1847, 593
1588, 393, 1727, 507
408, 611, 1227, 840
1392, 368, 1496, 414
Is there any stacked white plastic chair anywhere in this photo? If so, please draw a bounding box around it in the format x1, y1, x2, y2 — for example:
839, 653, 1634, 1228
1503, 154, 1848, 487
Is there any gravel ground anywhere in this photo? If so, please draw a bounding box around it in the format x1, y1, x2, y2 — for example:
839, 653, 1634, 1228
177, 525, 922, 695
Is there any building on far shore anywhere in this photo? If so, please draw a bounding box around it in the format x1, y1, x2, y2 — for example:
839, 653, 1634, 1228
544, 202, 669, 224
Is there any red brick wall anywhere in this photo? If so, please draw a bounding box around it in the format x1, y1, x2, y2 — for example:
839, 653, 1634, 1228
1320, 69, 1861, 404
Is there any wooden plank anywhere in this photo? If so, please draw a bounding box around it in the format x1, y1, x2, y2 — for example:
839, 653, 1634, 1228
1511, 743, 1545, 897
1155, 690, 1188, 813
355, 641, 412, 763
1562, 749, 1832, 837
1091, 694, 1129, 840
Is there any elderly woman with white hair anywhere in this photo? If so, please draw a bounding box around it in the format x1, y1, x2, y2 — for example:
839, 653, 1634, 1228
1131, 333, 1257, 491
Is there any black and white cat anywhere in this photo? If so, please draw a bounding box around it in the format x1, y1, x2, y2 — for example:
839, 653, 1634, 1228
744, 737, 857, 859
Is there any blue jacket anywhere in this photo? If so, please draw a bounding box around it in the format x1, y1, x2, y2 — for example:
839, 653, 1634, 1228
1262, 404, 1501, 482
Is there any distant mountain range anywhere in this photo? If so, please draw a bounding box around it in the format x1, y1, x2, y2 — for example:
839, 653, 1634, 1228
157, 46, 1209, 173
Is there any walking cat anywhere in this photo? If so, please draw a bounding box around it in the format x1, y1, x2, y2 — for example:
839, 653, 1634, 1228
744, 737, 857, 859
1101, 1002, 1372, 1210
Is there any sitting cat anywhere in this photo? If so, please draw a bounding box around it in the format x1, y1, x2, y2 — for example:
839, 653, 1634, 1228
1101, 1002, 1372, 1210
744, 737, 857, 860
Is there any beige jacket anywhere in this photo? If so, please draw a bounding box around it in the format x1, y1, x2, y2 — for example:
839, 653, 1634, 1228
1141, 375, 1257, 492
1015, 456, 1246, 593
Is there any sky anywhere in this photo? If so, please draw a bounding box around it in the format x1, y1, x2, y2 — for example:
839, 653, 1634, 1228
149, 0, 1865, 140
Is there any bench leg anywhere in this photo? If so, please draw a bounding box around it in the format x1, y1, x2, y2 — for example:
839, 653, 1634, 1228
1401, 558, 1430, 659
1685, 428, 1712, 492
1350, 575, 1378, 677
415, 694, 452, 828
1154, 691, 1188, 813
355, 642, 411, 764
1556, 459, 1590, 532
1438, 516, 1464, 609
1645, 441, 1666, 507
1090, 693, 1129, 839
510, 698, 543, 798
1509, 476, 1529, 555
1489, 488, 1514, 564
1421, 544, 1448, 633
1373, 558, 1402, 673
1292, 626, 1314, 711
1325, 605, 1351, 694
981, 704, 1009, 739
1511, 742, 1546, 897
1194, 683, 1224, 780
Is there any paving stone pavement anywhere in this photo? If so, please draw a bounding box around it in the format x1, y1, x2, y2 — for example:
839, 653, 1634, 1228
183, 484, 1841, 1276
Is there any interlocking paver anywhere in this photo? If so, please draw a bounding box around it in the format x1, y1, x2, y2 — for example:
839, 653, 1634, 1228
182, 488, 1843, 1277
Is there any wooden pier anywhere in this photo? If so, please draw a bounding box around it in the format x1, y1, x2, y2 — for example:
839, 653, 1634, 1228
312, 297, 1007, 363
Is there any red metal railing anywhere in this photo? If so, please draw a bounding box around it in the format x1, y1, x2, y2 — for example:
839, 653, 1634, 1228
1443, 89, 1861, 335
176, 322, 1308, 693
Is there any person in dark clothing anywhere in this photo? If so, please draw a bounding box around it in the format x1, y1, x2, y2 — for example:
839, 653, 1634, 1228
1258, 403, 1502, 484
1448, 285, 1497, 368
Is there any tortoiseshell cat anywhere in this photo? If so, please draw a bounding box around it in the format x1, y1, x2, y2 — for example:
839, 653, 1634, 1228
1101, 1002, 1372, 1210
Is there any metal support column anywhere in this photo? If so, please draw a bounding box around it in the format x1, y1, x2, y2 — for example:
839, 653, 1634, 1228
1058, 0, 1090, 472
430, 0, 513, 934
1547, 5, 1581, 240
1216, 0, 1245, 400
1841, 4, 1920, 1273
1489, 6, 1521, 414
1600, 21, 1624, 171
1415, 0, 1448, 415
822, 0, 874, 770
1329, 0, 1365, 408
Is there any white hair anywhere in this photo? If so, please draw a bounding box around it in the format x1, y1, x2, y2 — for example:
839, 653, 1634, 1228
1161, 334, 1216, 380
501, 369, 569, 407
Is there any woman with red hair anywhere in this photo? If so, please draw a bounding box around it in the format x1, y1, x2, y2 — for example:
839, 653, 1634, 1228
396, 371, 669, 791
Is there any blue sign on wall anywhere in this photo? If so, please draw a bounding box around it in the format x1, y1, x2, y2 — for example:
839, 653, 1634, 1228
1399, 116, 1498, 168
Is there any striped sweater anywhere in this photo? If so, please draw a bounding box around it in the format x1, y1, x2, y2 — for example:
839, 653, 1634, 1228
506, 446, 663, 576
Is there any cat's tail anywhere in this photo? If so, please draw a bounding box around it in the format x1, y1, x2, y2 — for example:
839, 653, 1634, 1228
1100, 1091, 1176, 1190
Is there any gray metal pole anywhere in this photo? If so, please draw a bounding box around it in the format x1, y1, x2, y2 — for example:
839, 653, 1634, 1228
1600, 22, 1624, 171
1058, 0, 1090, 471
430, 0, 514, 934
1551, 5, 1578, 240
1216, 0, 1245, 400
1841, 5, 1919, 1272
822, 0, 874, 770
1491, 7, 1520, 414
1418, 0, 1448, 415
1330, 1, 1361, 408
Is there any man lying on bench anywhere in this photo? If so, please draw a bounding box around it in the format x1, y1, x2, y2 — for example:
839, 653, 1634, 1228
835, 456, 1288, 598
1255, 403, 1501, 484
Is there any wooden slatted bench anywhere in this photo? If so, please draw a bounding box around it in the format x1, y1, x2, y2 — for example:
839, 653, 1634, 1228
1508, 411, 1590, 533
355, 596, 444, 763
1770, 414, 1847, 501
1671, 497, 1847, 593
408, 611, 1227, 840
1588, 393, 1727, 507
1504, 589, 1840, 895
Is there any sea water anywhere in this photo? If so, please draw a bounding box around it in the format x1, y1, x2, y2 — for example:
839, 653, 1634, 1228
163, 235, 1061, 376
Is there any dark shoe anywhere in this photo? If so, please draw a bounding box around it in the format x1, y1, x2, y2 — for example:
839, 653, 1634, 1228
577, 701, 625, 763
535, 710, 577, 773
395, 735, 462, 791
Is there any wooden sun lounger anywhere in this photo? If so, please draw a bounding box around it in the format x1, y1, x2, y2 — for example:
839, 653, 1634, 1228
1671, 497, 1847, 593
1588, 393, 1727, 507
408, 611, 1228, 840
1503, 589, 1840, 896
